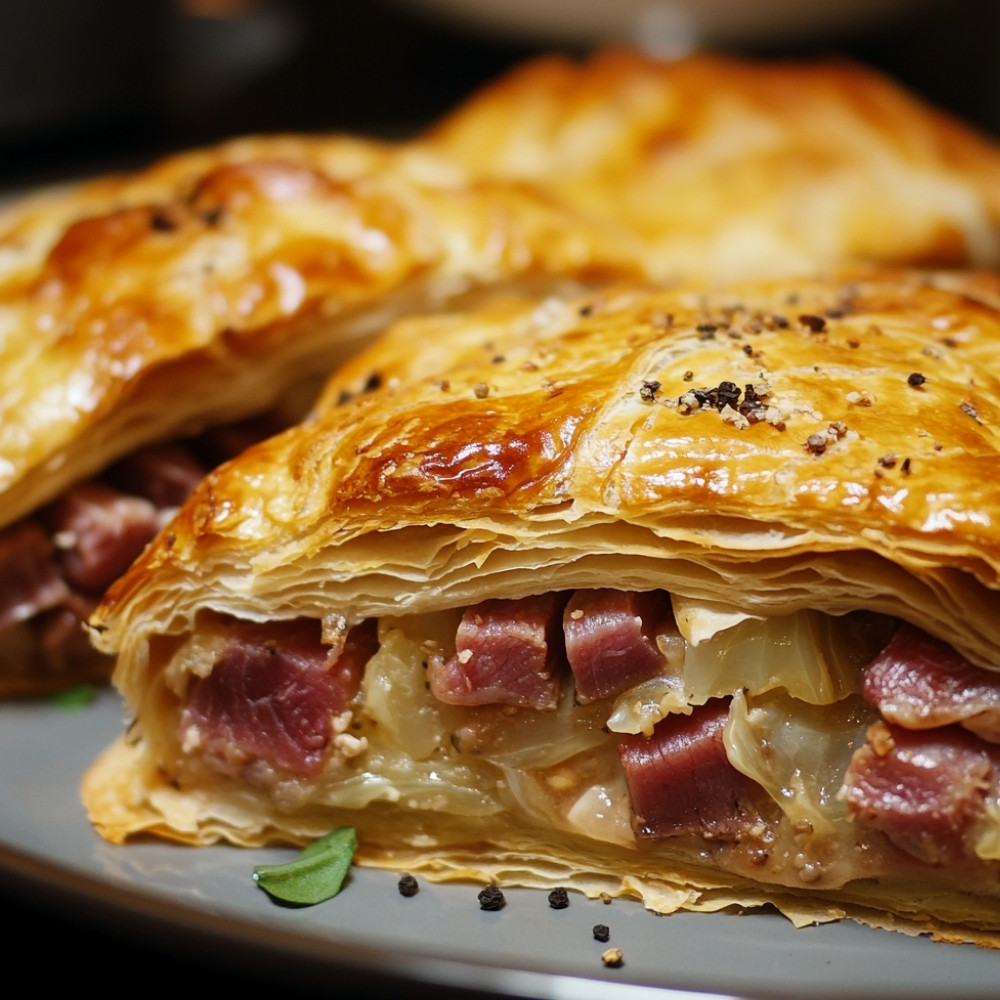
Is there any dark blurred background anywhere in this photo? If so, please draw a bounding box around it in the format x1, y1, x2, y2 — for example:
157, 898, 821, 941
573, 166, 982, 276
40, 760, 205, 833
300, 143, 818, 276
3, 0, 1000, 995
0, 0, 999, 192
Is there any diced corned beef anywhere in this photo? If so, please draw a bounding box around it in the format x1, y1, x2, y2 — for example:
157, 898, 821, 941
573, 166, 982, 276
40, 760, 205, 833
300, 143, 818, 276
41, 482, 161, 593
192, 414, 285, 468
840, 720, 1000, 864
0, 519, 69, 631
35, 596, 97, 655
862, 623, 1000, 742
618, 699, 762, 841
428, 594, 567, 710
564, 589, 678, 703
0, 418, 282, 663
107, 443, 208, 510
181, 618, 375, 781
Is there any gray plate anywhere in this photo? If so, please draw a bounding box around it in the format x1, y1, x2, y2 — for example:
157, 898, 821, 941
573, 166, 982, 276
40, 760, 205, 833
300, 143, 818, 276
0, 687, 997, 999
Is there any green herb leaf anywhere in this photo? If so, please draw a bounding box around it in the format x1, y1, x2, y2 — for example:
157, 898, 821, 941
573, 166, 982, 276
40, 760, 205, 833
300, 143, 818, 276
49, 685, 96, 710
252, 827, 357, 905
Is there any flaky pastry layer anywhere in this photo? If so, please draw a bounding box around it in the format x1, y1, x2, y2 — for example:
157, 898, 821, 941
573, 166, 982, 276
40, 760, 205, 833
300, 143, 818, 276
93, 268, 1000, 666
6, 48, 1000, 529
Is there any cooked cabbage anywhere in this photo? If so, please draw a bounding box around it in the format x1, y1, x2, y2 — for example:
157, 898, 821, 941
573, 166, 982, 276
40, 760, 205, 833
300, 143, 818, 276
362, 625, 447, 762
671, 595, 764, 645
724, 688, 876, 835
974, 799, 1000, 861
681, 608, 893, 706
363, 619, 608, 770
316, 745, 502, 815
358, 602, 895, 834
606, 675, 691, 736
500, 743, 634, 846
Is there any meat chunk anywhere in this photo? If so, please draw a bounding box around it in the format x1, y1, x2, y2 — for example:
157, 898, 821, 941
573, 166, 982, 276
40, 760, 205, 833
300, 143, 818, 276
35, 594, 99, 655
0, 418, 280, 664
862, 623, 1000, 742
563, 589, 678, 703
42, 482, 161, 593
618, 699, 762, 841
841, 720, 1000, 864
180, 618, 376, 782
107, 443, 208, 510
428, 594, 567, 710
192, 414, 287, 467
0, 519, 69, 632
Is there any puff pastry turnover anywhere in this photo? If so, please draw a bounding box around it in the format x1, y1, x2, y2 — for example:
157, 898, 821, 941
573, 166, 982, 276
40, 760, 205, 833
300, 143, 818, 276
6, 47, 1000, 695
83, 268, 1000, 944
0, 131, 644, 694
428, 48, 1000, 279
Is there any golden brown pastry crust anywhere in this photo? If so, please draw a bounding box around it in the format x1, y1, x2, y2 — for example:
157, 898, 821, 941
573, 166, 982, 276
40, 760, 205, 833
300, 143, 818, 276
0, 135, 644, 532
83, 267, 1000, 943
428, 49, 1000, 278
7, 48, 1000, 531
94, 267, 1000, 656
0, 135, 643, 695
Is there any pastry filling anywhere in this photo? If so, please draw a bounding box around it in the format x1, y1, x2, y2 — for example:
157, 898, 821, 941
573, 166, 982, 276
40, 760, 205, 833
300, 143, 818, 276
0, 416, 279, 666
161, 590, 1000, 895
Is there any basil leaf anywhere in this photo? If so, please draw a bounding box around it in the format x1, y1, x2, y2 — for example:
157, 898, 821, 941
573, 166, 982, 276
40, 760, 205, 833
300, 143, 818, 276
253, 827, 357, 905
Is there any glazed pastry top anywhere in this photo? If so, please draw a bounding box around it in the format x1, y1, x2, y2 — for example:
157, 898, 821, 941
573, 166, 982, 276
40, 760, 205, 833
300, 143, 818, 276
92, 268, 1000, 682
